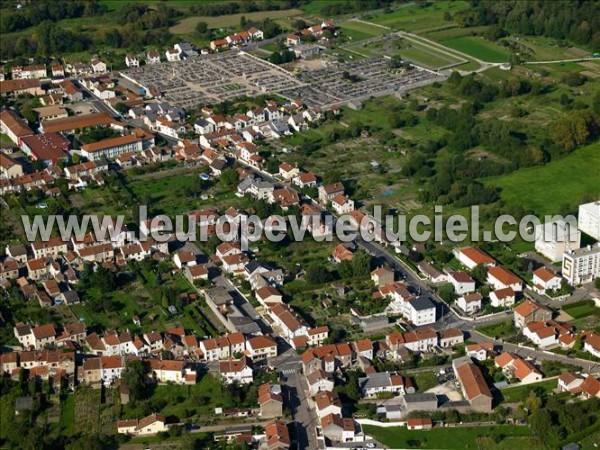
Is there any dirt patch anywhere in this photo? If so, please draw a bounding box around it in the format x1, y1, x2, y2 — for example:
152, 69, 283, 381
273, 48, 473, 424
566, 47, 589, 57
555, 310, 574, 322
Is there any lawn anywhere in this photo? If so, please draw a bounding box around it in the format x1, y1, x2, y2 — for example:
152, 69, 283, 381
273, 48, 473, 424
413, 371, 439, 393
170, 8, 303, 33
562, 300, 599, 320
441, 36, 510, 62
338, 21, 389, 42
484, 142, 600, 217
499, 378, 557, 403
476, 321, 518, 340
363, 424, 536, 449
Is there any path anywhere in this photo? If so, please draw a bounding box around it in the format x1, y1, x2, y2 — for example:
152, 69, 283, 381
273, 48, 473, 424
524, 57, 597, 64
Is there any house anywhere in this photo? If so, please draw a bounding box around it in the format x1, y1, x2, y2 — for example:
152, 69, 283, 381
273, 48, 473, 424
165, 48, 180, 62
318, 182, 344, 204
402, 393, 438, 413
219, 357, 253, 385
125, 54, 139, 68
1, 79, 44, 97
293, 44, 324, 59
371, 267, 395, 288
315, 390, 342, 419
255, 286, 283, 307
407, 418, 433, 430
494, 352, 542, 384
307, 369, 335, 395
583, 332, 600, 358
184, 264, 208, 283
0, 152, 24, 179
580, 375, 600, 399
557, 372, 585, 393
264, 419, 290, 450
532, 267, 563, 295
278, 162, 299, 180
358, 371, 411, 398
535, 219, 581, 262
438, 328, 464, 348
268, 303, 308, 340
258, 383, 283, 418
418, 262, 447, 283
307, 326, 329, 347
146, 50, 161, 64
320, 414, 359, 443
489, 287, 516, 308
147, 359, 187, 384
332, 243, 354, 263
456, 292, 482, 315
514, 299, 552, 328
247, 335, 278, 360
117, 413, 167, 436
286, 34, 302, 46
454, 246, 496, 270
90, 59, 107, 73
293, 172, 318, 189
331, 194, 354, 214
452, 358, 493, 412
465, 342, 494, 361
447, 271, 476, 295
173, 251, 196, 269
487, 266, 522, 291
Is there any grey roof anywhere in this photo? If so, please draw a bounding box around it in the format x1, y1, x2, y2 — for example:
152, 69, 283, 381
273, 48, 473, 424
245, 260, 271, 275
15, 396, 33, 411
205, 287, 233, 306
359, 372, 393, 391
403, 393, 437, 404
410, 296, 436, 311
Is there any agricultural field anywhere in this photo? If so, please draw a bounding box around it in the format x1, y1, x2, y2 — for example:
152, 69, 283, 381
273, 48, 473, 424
363, 424, 538, 449
484, 142, 600, 217
170, 9, 304, 33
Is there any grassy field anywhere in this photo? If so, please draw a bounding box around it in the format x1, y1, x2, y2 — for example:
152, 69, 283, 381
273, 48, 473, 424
413, 371, 439, 393
441, 36, 510, 62
338, 20, 389, 41
170, 8, 303, 33
368, 1, 470, 33
363, 424, 537, 449
484, 142, 600, 217
562, 300, 599, 320
499, 379, 557, 403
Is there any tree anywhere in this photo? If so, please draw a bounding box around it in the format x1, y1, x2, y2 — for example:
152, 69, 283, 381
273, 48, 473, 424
122, 360, 148, 402
351, 250, 372, 277
219, 168, 238, 188
306, 263, 332, 285
471, 264, 488, 284
195, 21, 208, 36
437, 283, 456, 303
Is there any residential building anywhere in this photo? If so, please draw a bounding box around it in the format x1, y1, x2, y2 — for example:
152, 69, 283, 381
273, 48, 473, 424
1, 109, 33, 146
487, 266, 523, 291
494, 352, 543, 384
219, 357, 253, 385
578, 201, 600, 240
454, 246, 496, 270
0, 152, 24, 179
447, 271, 476, 295
117, 413, 167, 436
358, 371, 411, 398
465, 343, 494, 361
489, 287, 516, 308
535, 219, 581, 262
80, 134, 144, 161
452, 358, 493, 412
456, 292, 482, 315
562, 244, 600, 285
258, 383, 283, 418
247, 335, 278, 360
315, 390, 342, 419
125, 54, 139, 68
514, 299, 552, 328
532, 267, 563, 295
146, 50, 161, 64
20, 133, 70, 166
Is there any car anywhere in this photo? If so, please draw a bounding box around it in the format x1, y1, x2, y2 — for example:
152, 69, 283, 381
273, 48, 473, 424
366, 443, 376, 448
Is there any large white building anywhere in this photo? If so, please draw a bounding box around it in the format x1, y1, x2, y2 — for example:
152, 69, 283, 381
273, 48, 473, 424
535, 219, 581, 262
80, 134, 145, 161
562, 244, 600, 285
578, 201, 600, 241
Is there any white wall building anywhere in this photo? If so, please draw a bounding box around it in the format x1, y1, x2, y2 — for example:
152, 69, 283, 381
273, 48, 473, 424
578, 201, 600, 240
562, 244, 600, 285
535, 219, 581, 262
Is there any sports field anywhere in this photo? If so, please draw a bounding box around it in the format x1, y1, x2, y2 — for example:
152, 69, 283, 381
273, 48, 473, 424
442, 36, 510, 62
484, 142, 600, 216
339, 21, 389, 41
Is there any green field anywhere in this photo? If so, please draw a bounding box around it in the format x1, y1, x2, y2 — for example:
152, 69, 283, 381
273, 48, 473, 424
170, 8, 304, 33
363, 424, 537, 449
442, 36, 510, 62
562, 300, 599, 320
339, 21, 389, 42
368, 1, 470, 33
485, 142, 600, 217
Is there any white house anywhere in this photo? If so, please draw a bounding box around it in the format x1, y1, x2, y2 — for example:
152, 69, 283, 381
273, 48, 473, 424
125, 54, 139, 68
454, 246, 496, 270
535, 219, 581, 262
532, 267, 562, 295
489, 287, 516, 308
456, 292, 482, 315
487, 266, 522, 291
331, 194, 354, 215
219, 358, 253, 385
447, 271, 476, 295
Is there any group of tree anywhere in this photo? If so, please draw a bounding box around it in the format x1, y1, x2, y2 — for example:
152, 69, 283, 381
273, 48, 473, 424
460, 0, 600, 51
268, 49, 296, 65
187, 0, 305, 17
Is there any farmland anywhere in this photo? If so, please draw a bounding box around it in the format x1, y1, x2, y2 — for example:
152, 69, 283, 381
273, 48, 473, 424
338, 20, 389, 42
368, 1, 470, 33
170, 9, 304, 34
441, 36, 510, 63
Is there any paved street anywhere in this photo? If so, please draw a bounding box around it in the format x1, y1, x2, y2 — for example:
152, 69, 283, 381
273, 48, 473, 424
283, 372, 322, 450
